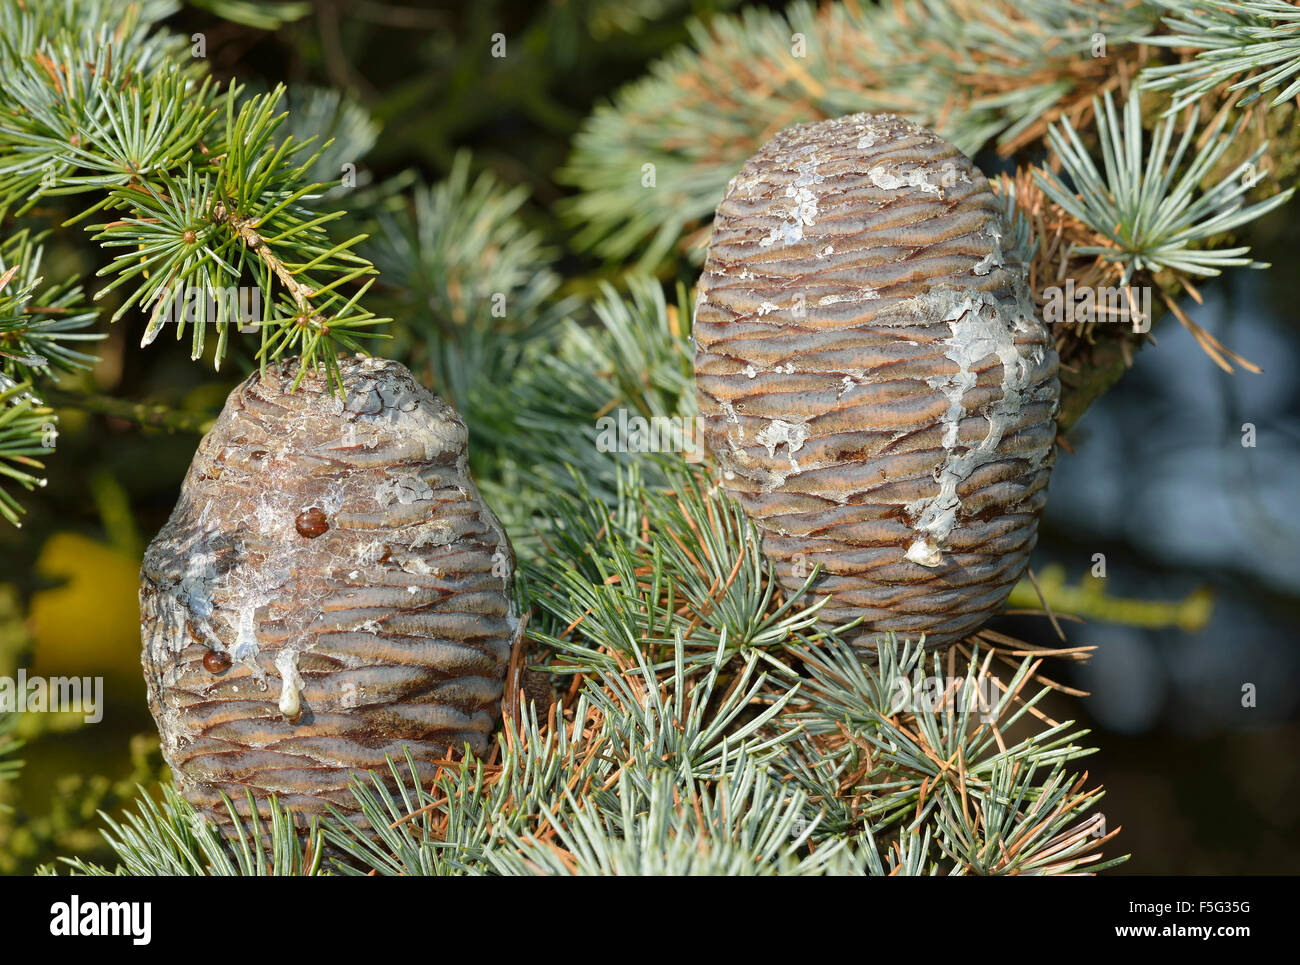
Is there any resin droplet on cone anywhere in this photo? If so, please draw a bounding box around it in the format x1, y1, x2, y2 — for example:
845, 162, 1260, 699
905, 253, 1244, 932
694, 113, 1060, 647
139, 356, 519, 831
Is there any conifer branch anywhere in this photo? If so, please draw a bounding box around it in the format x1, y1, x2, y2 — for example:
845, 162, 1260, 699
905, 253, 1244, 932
0, 0, 390, 386
1139, 0, 1300, 112
1035, 88, 1295, 283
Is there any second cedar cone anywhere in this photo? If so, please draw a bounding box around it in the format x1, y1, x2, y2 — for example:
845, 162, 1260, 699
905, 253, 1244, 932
139, 356, 520, 833
694, 114, 1060, 647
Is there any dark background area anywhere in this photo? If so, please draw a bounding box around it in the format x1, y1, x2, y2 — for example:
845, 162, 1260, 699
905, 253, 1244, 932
0, 0, 1295, 874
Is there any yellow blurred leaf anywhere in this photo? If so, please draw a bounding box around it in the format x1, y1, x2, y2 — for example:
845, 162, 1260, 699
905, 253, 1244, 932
28, 532, 141, 684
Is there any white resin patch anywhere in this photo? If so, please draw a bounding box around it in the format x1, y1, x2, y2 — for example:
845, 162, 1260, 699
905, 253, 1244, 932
972, 228, 1005, 276
760, 149, 824, 247
868, 163, 943, 197
756, 419, 810, 459
818, 288, 879, 306
275, 647, 303, 721
903, 287, 1037, 567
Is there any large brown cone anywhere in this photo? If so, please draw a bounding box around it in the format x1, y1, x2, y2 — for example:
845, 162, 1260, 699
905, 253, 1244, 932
694, 114, 1059, 647
140, 356, 518, 832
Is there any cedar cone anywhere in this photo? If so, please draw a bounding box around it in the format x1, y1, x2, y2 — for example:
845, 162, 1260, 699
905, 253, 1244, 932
140, 356, 520, 833
694, 114, 1060, 647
